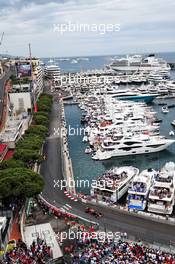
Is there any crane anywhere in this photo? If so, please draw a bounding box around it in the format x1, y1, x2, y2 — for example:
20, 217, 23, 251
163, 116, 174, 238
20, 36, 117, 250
0, 32, 4, 46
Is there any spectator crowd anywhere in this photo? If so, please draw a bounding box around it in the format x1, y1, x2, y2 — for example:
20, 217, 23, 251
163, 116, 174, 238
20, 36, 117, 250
70, 235, 175, 264
4, 238, 52, 264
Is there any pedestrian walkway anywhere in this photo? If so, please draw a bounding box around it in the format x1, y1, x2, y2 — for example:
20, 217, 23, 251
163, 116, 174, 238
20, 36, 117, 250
0, 80, 11, 132
9, 216, 21, 241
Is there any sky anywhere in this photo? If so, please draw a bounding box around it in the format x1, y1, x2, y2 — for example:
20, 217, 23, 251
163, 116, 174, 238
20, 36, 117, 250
0, 0, 175, 57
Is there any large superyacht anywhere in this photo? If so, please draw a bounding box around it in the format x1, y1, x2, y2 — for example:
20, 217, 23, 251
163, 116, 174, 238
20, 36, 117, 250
109, 54, 170, 73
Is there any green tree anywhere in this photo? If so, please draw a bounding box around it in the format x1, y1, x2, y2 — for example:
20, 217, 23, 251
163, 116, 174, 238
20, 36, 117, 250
0, 159, 25, 170
26, 125, 48, 137
37, 94, 53, 112
0, 92, 52, 204
37, 102, 51, 112
0, 168, 44, 199
34, 111, 49, 119
14, 149, 41, 163
16, 135, 43, 151
33, 114, 49, 126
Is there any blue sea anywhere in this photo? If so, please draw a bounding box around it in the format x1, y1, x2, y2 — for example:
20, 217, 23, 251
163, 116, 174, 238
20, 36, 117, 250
42, 51, 175, 73
45, 52, 175, 193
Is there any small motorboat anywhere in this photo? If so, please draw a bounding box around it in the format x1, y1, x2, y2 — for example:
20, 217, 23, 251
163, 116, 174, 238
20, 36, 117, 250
82, 136, 88, 142
162, 105, 169, 113
154, 118, 162, 123
85, 147, 92, 154
171, 120, 175, 127
169, 131, 175, 136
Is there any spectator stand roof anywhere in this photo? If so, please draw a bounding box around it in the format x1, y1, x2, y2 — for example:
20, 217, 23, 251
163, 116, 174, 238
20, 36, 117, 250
24, 223, 63, 260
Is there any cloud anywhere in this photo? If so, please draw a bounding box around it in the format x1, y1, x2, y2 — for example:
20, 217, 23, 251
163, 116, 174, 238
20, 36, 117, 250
0, 0, 174, 56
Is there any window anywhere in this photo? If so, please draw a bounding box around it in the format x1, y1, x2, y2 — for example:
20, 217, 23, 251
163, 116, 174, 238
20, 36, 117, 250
147, 144, 164, 148
119, 146, 142, 151
18, 98, 25, 112
124, 141, 140, 146
118, 182, 127, 192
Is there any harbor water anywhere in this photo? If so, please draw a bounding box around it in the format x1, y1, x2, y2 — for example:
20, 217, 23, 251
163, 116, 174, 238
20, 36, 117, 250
64, 98, 175, 194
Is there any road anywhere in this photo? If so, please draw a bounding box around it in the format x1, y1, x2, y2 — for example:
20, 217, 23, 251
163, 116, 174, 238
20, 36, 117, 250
40, 93, 175, 247
0, 65, 11, 122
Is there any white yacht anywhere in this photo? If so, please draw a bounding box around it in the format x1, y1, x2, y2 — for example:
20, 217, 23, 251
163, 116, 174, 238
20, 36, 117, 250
109, 54, 170, 73
44, 64, 61, 80
91, 166, 139, 203
71, 59, 78, 64
171, 120, 175, 127
88, 124, 160, 146
166, 81, 175, 94
148, 162, 175, 215
127, 168, 156, 210
157, 84, 169, 95
147, 72, 164, 83
146, 85, 158, 94
78, 95, 174, 160
92, 135, 175, 160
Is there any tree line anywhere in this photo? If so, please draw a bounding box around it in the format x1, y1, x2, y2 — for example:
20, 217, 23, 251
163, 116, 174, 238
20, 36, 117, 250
0, 93, 53, 205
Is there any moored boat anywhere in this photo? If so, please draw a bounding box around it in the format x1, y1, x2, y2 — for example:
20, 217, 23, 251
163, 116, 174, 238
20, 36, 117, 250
162, 105, 169, 113
148, 162, 175, 215
127, 168, 156, 210
85, 147, 92, 154
92, 135, 175, 160
91, 166, 139, 203
171, 120, 175, 127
